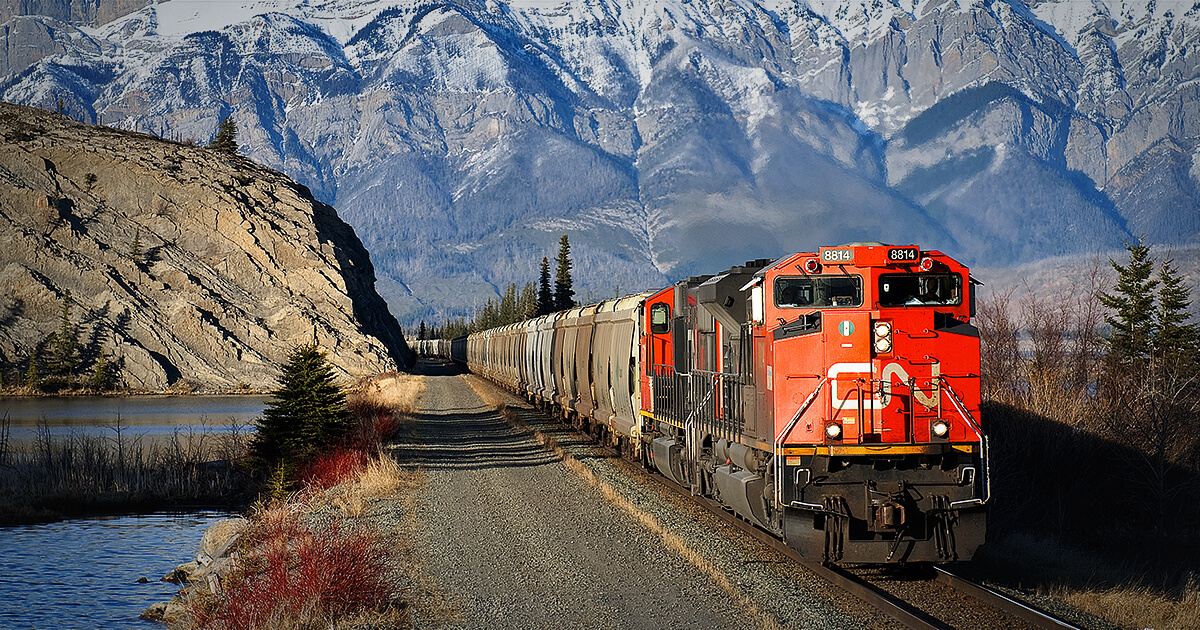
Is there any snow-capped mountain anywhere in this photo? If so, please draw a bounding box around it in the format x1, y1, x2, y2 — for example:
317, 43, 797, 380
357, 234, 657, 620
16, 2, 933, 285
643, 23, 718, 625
4, 0, 1198, 325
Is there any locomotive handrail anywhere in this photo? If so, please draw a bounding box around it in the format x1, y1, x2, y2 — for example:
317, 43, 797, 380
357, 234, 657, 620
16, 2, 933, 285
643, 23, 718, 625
774, 377, 830, 508
936, 375, 990, 508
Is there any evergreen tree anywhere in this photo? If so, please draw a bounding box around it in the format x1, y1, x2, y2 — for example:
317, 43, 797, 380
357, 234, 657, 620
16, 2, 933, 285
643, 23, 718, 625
417, 321, 428, 341
500, 283, 517, 324
25, 349, 40, 391
1153, 255, 1199, 365
251, 345, 351, 466
209, 116, 239, 154
1098, 240, 1157, 367
47, 292, 79, 379
520, 282, 538, 320
129, 228, 143, 264
89, 349, 115, 391
554, 234, 575, 311
537, 256, 553, 316
478, 299, 500, 330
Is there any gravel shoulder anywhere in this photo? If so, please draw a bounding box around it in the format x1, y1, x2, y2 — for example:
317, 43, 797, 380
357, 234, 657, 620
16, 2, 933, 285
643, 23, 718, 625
392, 362, 893, 630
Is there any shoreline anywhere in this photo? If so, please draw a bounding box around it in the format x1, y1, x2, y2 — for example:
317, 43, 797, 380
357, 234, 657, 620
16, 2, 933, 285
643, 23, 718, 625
0, 388, 271, 398
0, 496, 254, 528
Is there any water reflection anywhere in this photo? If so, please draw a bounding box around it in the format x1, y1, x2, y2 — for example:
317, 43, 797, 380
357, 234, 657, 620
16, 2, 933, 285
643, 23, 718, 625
0, 395, 266, 445
0, 512, 232, 629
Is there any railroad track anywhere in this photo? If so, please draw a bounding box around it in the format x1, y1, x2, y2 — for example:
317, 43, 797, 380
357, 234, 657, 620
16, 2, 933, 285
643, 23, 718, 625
625, 455, 1086, 630
497, 390, 1088, 630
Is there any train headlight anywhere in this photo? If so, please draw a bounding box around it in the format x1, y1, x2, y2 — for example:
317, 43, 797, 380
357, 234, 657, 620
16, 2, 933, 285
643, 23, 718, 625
931, 420, 950, 438
825, 422, 843, 440
873, 321, 893, 354
920, 256, 935, 271
804, 258, 821, 273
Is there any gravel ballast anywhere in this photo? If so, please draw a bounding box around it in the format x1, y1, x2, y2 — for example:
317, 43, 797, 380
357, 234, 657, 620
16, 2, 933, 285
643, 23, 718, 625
393, 364, 889, 629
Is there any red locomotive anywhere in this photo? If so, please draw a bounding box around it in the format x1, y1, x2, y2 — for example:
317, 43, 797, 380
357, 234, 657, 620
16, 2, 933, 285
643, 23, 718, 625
426, 242, 987, 563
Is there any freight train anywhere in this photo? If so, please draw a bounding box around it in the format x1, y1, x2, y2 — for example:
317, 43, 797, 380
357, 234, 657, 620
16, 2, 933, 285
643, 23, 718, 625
415, 243, 987, 563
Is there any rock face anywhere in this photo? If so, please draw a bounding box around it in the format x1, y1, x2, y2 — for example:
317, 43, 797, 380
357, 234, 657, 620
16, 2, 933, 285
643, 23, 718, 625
2, 1, 1198, 325
0, 103, 412, 391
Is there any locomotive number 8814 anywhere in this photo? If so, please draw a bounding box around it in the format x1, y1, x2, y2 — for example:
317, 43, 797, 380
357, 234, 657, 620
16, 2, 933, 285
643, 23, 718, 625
425, 243, 987, 564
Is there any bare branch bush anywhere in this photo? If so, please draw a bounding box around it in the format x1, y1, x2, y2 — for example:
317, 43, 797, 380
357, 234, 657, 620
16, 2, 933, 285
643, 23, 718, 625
0, 423, 256, 524
978, 288, 1021, 404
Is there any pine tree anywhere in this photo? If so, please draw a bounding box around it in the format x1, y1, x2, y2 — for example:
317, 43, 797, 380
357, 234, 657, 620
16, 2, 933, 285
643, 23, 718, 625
499, 283, 517, 324
1153, 255, 1199, 366
520, 282, 538, 319
417, 321, 428, 340
251, 345, 351, 467
25, 349, 40, 391
89, 349, 115, 391
129, 228, 143, 263
537, 256, 553, 316
1098, 240, 1157, 367
209, 116, 239, 155
554, 234, 575, 311
47, 292, 79, 379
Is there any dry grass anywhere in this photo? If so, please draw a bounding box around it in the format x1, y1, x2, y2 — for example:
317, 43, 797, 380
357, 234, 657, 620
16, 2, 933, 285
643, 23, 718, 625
350, 372, 426, 416
464, 375, 783, 630
187, 500, 409, 630
1057, 584, 1200, 630
309, 452, 422, 518
977, 532, 1200, 630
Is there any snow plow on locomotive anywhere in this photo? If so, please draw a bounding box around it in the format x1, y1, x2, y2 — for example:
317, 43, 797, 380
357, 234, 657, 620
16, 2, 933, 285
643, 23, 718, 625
425, 243, 987, 564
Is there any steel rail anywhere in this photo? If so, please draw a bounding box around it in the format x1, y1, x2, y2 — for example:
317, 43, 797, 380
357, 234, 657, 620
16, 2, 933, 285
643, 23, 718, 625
934, 567, 1084, 630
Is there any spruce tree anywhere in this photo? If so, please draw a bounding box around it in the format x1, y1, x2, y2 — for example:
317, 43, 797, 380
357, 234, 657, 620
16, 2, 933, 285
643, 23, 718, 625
537, 256, 553, 316
417, 321, 428, 340
1098, 240, 1157, 367
1153, 255, 1199, 365
47, 292, 79, 379
25, 349, 40, 391
89, 349, 115, 391
554, 234, 575, 311
209, 116, 239, 155
129, 228, 143, 264
520, 282, 538, 319
251, 345, 351, 467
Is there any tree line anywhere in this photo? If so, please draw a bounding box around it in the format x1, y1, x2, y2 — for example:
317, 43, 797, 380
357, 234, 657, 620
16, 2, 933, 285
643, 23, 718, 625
419, 234, 576, 340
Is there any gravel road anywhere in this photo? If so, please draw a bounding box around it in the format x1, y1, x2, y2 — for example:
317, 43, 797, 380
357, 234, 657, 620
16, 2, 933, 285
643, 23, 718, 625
392, 360, 893, 630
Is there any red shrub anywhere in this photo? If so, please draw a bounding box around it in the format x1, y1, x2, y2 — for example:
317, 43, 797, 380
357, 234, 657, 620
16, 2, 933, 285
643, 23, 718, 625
299, 447, 367, 490
199, 519, 401, 629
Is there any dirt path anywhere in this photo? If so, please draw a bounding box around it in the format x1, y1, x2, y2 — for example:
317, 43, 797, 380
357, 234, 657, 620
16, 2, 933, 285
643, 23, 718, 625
393, 360, 882, 630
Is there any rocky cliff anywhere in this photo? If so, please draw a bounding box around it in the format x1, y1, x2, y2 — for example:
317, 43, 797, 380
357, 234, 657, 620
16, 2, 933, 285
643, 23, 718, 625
0, 102, 412, 391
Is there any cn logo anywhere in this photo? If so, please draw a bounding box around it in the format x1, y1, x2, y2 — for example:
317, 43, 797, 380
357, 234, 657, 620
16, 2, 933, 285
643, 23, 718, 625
838, 320, 854, 336
826, 362, 941, 410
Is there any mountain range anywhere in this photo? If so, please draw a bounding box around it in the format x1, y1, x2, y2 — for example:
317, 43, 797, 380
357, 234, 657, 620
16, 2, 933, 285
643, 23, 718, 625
2, 0, 1198, 325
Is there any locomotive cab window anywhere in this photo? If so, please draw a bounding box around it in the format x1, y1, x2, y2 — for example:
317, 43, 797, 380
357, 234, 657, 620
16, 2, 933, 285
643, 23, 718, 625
774, 276, 862, 308
650, 303, 671, 334
878, 273, 962, 307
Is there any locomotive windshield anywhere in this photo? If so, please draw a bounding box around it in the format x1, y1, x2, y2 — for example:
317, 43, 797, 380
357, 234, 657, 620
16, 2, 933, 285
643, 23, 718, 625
878, 273, 962, 306
774, 276, 862, 308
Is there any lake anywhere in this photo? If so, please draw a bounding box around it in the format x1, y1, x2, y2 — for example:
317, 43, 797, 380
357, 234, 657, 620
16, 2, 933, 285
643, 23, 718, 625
0, 396, 265, 626
0, 511, 232, 629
